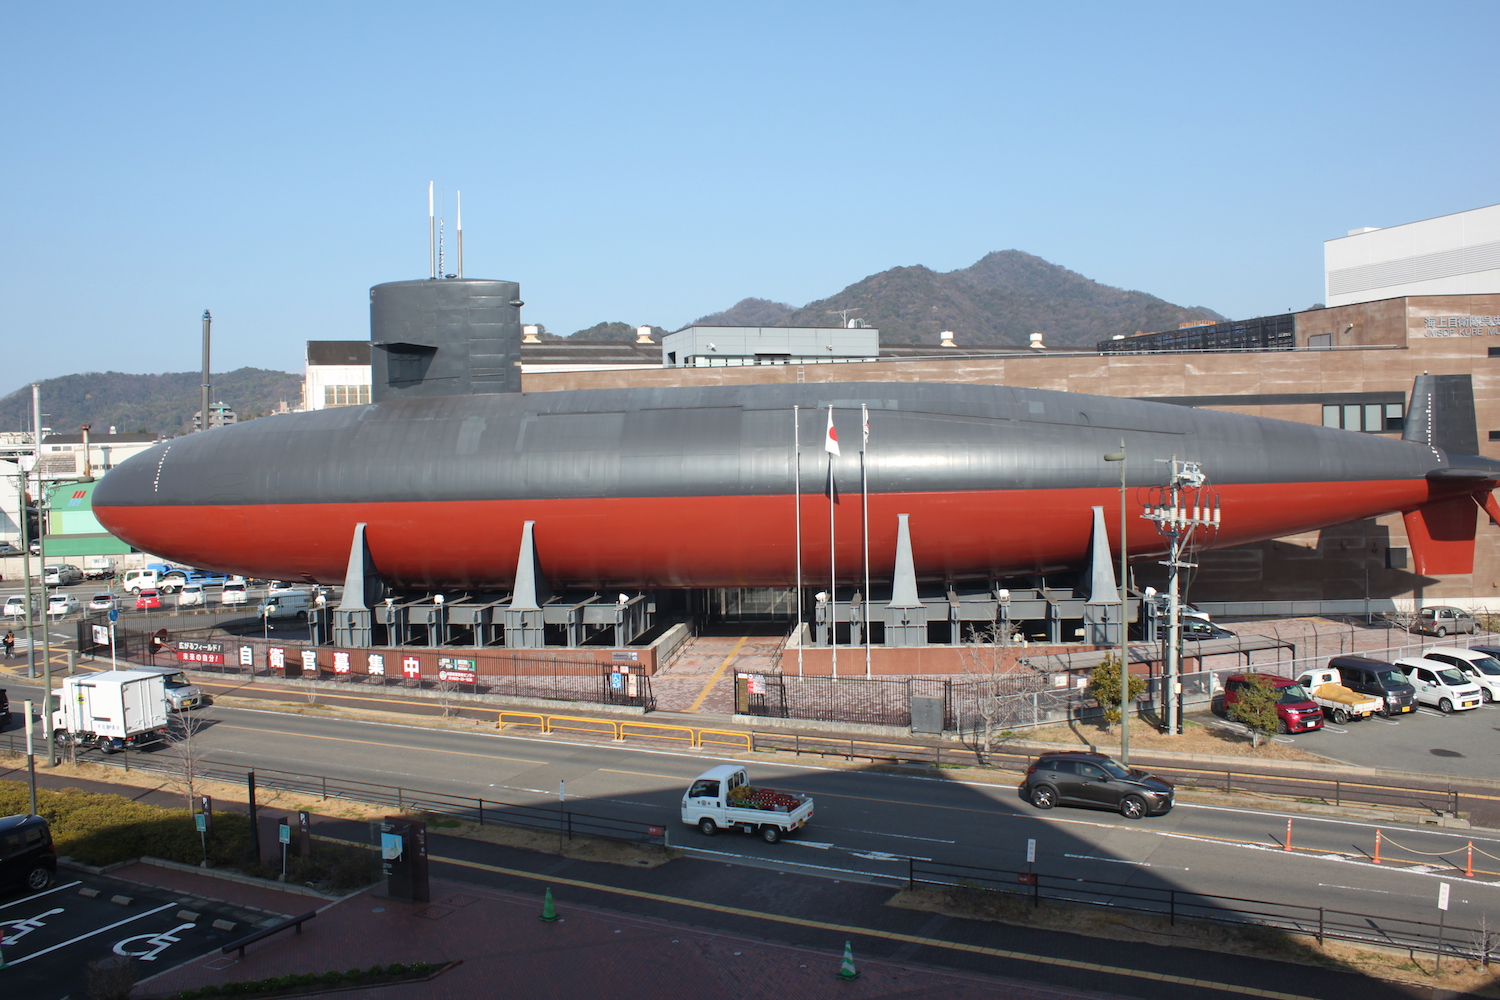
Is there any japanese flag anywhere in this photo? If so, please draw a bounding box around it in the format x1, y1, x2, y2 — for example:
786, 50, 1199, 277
825, 407, 841, 456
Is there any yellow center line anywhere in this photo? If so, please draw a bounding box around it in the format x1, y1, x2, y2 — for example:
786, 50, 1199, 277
427, 852, 1321, 1000
212, 725, 548, 765
686, 636, 747, 714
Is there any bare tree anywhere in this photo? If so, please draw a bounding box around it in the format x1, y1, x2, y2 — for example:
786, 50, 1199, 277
160, 710, 213, 809
957, 621, 1040, 762
434, 676, 459, 717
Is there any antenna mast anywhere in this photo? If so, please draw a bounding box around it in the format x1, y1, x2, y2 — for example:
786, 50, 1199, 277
427, 181, 436, 279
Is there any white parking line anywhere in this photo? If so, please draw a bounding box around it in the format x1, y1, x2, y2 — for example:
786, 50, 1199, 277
0, 881, 81, 910
6, 902, 175, 965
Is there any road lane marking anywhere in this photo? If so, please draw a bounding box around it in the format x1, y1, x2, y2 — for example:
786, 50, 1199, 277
430, 852, 1325, 1000
1063, 853, 1190, 871
687, 636, 748, 713
212, 725, 548, 765
824, 827, 956, 844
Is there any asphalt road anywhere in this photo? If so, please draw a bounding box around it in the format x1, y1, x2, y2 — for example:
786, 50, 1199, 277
5, 687, 1491, 946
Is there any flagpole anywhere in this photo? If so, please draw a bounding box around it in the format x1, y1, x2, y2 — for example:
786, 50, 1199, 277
862, 403, 870, 679
828, 406, 837, 680
793, 405, 803, 677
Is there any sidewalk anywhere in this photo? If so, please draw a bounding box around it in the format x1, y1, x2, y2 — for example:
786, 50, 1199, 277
134, 875, 1126, 1000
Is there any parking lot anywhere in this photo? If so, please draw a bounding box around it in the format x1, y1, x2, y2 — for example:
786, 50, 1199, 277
1196, 697, 1500, 781
1, 872, 275, 999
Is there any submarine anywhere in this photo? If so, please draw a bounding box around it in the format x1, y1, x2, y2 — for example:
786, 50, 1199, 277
91, 277, 1500, 591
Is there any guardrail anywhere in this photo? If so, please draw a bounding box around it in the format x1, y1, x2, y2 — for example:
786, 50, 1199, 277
908, 858, 1494, 962
0, 734, 666, 847
223, 910, 316, 957
497, 710, 750, 751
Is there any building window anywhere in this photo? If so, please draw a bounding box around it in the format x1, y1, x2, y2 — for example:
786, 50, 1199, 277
323, 385, 371, 407
1323, 402, 1403, 433
1490, 347, 1500, 358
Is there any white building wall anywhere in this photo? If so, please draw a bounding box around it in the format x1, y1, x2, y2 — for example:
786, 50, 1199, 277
305, 364, 373, 410
1326, 204, 1500, 307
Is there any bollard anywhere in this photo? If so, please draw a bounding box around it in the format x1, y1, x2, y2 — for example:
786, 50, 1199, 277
1374, 829, 1382, 864
1284, 817, 1293, 851
1468, 841, 1475, 878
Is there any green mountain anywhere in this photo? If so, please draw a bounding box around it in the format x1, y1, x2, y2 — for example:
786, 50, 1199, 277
0, 368, 302, 438
690, 251, 1223, 347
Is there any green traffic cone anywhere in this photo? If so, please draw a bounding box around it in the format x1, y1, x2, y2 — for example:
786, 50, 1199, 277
538, 887, 560, 923
836, 940, 858, 980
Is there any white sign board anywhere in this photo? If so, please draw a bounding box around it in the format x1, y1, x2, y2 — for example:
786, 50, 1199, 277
1439, 882, 1451, 911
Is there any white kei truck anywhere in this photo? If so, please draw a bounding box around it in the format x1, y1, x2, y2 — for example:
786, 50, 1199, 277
681, 765, 814, 843
51, 670, 171, 754
1294, 668, 1383, 725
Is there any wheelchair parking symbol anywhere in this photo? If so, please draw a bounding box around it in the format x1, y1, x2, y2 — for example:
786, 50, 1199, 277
1, 907, 64, 946
113, 922, 196, 962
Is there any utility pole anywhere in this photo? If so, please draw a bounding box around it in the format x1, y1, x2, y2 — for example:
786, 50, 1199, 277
1103, 442, 1130, 765
200, 310, 212, 432
1143, 459, 1220, 735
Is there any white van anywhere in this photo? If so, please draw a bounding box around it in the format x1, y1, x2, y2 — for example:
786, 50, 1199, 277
259, 590, 311, 620
1394, 656, 1484, 713
1417, 648, 1500, 703
220, 577, 248, 606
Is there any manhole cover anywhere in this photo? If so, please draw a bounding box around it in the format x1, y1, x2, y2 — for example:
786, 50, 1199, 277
1430, 748, 1465, 757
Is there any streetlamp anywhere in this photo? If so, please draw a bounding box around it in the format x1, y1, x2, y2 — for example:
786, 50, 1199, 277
14, 457, 38, 682
1103, 441, 1130, 767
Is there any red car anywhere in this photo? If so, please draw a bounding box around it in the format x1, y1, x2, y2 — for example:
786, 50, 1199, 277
1223, 673, 1323, 734
135, 589, 162, 610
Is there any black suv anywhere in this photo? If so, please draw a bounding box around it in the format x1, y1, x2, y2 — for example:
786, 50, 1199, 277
1024, 751, 1174, 819
0, 814, 56, 892
1330, 655, 1417, 716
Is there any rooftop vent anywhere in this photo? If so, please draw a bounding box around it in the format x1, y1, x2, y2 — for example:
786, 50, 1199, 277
1029, 332, 1046, 351
636, 325, 653, 344
522, 325, 542, 344
939, 330, 956, 348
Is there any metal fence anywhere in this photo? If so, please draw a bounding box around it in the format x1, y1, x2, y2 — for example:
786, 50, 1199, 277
909, 858, 1491, 962
74, 618, 655, 711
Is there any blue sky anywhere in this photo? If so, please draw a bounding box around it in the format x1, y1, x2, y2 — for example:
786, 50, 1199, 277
3, 2, 1496, 391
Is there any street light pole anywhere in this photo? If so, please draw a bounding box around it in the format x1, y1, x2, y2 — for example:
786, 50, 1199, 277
16, 461, 37, 681
1103, 441, 1130, 766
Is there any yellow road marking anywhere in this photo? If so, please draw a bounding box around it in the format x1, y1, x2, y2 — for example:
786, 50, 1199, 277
428, 852, 1322, 1000
687, 636, 747, 714
213, 725, 548, 765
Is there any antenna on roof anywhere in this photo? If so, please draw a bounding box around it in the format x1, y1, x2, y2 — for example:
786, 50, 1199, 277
427, 182, 436, 279
456, 190, 463, 279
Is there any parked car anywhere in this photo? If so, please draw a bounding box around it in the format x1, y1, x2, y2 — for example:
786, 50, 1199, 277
1222, 673, 1324, 734
178, 583, 206, 608
1409, 606, 1478, 637
88, 593, 117, 612
46, 594, 82, 617
220, 578, 249, 605
1176, 619, 1236, 641
0, 542, 20, 556
1023, 751, 1174, 819
132, 668, 205, 711
0, 688, 10, 728
135, 589, 162, 610
42, 564, 83, 587
2, 596, 33, 618
0, 813, 56, 891
1331, 655, 1417, 716
1419, 647, 1500, 703
1393, 657, 1483, 713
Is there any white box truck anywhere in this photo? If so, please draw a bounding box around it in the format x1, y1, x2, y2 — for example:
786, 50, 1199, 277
51, 670, 171, 753
681, 765, 813, 843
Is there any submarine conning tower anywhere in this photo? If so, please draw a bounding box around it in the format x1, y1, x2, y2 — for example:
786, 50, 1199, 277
369, 278, 524, 402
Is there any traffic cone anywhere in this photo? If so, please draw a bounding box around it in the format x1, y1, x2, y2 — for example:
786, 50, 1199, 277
836, 940, 858, 980
538, 887, 561, 923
